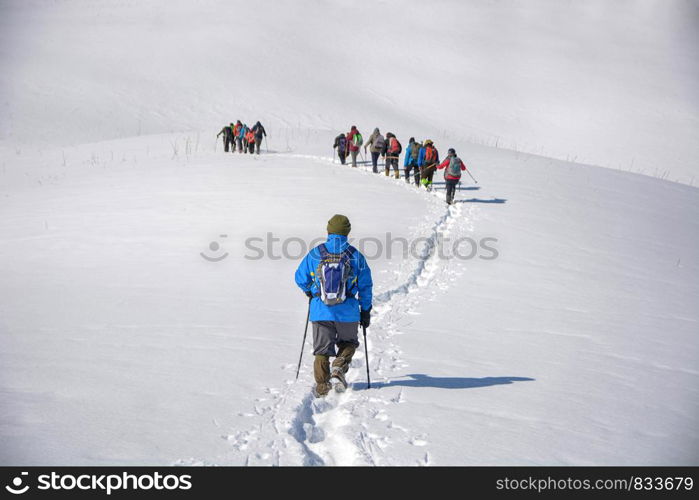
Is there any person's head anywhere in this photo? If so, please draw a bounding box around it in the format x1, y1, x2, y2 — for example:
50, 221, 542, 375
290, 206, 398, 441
230, 122, 234, 127
374, 127, 380, 134
409, 137, 415, 144
327, 214, 351, 236
237, 120, 241, 124
424, 139, 433, 147
386, 132, 394, 138
448, 148, 456, 156
351, 125, 357, 131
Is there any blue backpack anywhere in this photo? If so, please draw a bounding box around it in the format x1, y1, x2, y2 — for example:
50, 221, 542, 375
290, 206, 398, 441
316, 244, 356, 306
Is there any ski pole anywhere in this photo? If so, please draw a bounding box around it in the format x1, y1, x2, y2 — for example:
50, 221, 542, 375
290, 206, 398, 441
362, 325, 371, 389
295, 297, 312, 380
464, 166, 478, 184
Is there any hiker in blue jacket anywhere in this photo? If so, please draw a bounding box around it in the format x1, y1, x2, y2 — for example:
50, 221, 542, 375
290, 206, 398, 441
403, 137, 422, 186
294, 214, 373, 397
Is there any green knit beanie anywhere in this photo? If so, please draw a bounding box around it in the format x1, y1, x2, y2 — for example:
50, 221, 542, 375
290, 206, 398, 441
327, 214, 351, 236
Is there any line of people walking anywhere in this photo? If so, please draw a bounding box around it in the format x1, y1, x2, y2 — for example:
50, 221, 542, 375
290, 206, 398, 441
217, 120, 267, 154
332, 126, 476, 204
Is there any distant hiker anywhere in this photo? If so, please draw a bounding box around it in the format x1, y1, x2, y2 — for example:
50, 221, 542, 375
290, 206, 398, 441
252, 121, 267, 154
233, 120, 244, 152
418, 139, 439, 191
294, 214, 373, 397
404, 137, 422, 186
333, 133, 348, 165
245, 128, 256, 154
364, 128, 385, 173
384, 132, 402, 178
217, 123, 234, 153
239, 123, 250, 153
345, 126, 363, 167
437, 148, 467, 204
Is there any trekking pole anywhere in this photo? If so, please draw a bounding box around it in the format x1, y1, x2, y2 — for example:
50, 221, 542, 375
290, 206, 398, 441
333, 148, 336, 164
464, 166, 478, 184
265, 136, 269, 153
362, 325, 371, 389
295, 297, 312, 380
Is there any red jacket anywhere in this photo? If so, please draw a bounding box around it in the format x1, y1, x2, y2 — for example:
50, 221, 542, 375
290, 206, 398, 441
346, 128, 360, 153
437, 156, 467, 180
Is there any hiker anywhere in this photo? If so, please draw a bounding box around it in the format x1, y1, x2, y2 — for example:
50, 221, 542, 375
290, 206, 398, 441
333, 133, 348, 165
345, 125, 363, 167
437, 148, 467, 204
245, 128, 256, 154
233, 120, 244, 152
239, 123, 250, 153
384, 132, 402, 178
294, 214, 373, 397
252, 121, 267, 154
364, 128, 385, 173
216, 123, 234, 153
404, 137, 422, 185
417, 139, 439, 191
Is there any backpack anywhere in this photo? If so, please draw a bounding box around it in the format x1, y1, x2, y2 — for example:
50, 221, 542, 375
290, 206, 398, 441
316, 244, 356, 306
389, 137, 402, 154
353, 132, 363, 147
373, 134, 385, 151
447, 156, 463, 178
337, 135, 347, 151
425, 146, 437, 164
411, 143, 422, 161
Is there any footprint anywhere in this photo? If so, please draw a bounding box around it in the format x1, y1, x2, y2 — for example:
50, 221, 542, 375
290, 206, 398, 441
303, 422, 325, 444
410, 435, 428, 447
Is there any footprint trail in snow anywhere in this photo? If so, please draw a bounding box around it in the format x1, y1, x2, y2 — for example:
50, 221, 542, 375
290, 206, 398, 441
225, 154, 478, 466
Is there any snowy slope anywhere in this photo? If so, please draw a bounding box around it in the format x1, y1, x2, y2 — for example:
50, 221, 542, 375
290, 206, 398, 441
1, 0, 698, 466
1, 0, 698, 183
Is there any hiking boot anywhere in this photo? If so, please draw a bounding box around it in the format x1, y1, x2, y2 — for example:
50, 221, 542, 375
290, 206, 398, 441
313, 382, 332, 398
385, 168, 390, 176
394, 170, 400, 179
330, 367, 347, 393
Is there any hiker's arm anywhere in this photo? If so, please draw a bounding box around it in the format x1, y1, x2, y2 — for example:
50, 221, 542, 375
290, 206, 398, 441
355, 253, 373, 311
294, 253, 314, 293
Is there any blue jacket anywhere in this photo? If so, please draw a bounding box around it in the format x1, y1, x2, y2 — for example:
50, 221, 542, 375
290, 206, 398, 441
295, 234, 373, 322
404, 142, 420, 167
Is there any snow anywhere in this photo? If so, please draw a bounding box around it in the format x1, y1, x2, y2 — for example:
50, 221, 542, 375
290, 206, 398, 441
1, 0, 698, 466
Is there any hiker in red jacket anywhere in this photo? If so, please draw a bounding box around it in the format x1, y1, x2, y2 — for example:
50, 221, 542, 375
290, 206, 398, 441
437, 148, 467, 205
345, 126, 363, 167
384, 132, 402, 179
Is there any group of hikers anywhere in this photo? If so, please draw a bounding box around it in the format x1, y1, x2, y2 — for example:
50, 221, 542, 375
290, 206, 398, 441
333, 126, 475, 205
217, 120, 267, 154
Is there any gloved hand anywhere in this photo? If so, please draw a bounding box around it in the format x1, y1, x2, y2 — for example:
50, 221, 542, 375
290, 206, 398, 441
360, 308, 371, 329
305, 290, 314, 299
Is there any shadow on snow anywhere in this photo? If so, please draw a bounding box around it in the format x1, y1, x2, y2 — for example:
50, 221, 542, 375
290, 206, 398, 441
366, 374, 534, 390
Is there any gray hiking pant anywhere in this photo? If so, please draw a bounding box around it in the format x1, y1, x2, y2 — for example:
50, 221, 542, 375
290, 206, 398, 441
312, 321, 359, 356
350, 150, 359, 167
